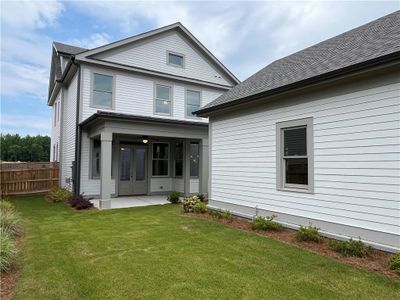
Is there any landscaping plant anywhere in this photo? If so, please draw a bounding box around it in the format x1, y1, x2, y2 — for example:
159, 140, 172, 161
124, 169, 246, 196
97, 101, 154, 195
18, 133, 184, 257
46, 187, 72, 203
250, 215, 282, 231
167, 191, 181, 204
0, 199, 14, 212
194, 201, 207, 213
209, 209, 223, 219
222, 210, 233, 222
294, 225, 322, 243
68, 194, 94, 210
0, 229, 17, 272
182, 195, 201, 213
196, 193, 206, 202
328, 239, 371, 258
0, 209, 21, 237
389, 252, 400, 275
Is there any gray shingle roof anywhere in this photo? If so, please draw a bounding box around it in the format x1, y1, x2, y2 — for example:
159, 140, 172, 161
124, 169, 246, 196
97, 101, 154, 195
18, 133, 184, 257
198, 10, 400, 114
53, 42, 87, 55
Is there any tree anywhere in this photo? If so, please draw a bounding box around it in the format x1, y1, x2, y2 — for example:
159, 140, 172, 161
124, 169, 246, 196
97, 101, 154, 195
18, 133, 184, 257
0, 134, 50, 162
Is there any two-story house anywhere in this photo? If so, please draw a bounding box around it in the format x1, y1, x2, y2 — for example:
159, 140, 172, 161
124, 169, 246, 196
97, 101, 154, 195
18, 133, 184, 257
48, 23, 239, 208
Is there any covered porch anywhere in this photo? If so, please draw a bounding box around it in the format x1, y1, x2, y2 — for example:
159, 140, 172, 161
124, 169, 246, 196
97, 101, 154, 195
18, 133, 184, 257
79, 112, 209, 209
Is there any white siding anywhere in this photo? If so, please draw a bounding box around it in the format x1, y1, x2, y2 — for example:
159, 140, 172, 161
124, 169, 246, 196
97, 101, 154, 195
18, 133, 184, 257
151, 178, 172, 192
190, 179, 199, 194
210, 77, 400, 237
94, 30, 231, 86
50, 92, 61, 162
60, 74, 78, 189
173, 178, 185, 193
80, 65, 223, 122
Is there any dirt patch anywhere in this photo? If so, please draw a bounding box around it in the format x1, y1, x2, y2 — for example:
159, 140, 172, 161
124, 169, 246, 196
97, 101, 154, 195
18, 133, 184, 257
185, 212, 398, 278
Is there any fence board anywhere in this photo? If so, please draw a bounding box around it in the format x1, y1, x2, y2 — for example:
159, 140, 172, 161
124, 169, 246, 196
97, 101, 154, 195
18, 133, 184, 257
0, 162, 59, 197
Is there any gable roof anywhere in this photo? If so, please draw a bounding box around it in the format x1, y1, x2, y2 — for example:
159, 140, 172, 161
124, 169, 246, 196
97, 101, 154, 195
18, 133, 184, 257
53, 42, 87, 56
196, 10, 400, 116
75, 22, 239, 85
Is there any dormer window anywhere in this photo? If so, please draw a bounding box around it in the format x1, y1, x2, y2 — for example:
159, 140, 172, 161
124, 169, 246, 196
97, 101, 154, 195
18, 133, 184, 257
167, 51, 184, 67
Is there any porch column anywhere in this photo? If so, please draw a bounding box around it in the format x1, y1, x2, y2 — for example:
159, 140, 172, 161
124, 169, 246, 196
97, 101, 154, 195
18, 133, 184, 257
199, 138, 209, 196
100, 131, 113, 209
184, 139, 190, 196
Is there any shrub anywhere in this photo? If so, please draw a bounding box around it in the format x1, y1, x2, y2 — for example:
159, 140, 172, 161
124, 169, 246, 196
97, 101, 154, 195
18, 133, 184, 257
182, 195, 201, 213
68, 194, 93, 210
389, 252, 400, 275
222, 210, 233, 222
194, 201, 207, 213
294, 225, 322, 243
328, 239, 371, 258
46, 187, 72, 203
167, 191, 181, 204
0, 200, 14, 212
0, 229, 17, 273
209, 209, 223, 219
0, 210, 21, 237
196, 193, 206, 202
250, 215, 282, 231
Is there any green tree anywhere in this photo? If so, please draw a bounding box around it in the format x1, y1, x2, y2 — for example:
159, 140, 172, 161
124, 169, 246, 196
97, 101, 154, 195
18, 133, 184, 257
0, 134, 50, 162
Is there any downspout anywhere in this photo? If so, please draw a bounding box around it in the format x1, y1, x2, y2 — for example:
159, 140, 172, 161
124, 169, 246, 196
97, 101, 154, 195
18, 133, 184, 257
73, 62, 82, 196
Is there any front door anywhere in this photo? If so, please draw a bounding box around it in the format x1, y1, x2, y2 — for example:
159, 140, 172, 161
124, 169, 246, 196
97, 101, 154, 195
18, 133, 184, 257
118, 145, 148, 196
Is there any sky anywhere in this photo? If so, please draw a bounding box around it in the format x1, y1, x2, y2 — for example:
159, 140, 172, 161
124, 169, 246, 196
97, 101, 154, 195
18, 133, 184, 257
0, 0, 398, 136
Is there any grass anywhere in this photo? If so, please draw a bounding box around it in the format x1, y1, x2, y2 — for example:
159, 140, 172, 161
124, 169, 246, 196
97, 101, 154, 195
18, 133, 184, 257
10, 196, 400, 299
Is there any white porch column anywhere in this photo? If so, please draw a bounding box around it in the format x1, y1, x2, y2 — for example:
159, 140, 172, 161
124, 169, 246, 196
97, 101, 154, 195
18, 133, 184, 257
183, 139, 190, 196
199, 138, 209, 196
100, 131, 113, 209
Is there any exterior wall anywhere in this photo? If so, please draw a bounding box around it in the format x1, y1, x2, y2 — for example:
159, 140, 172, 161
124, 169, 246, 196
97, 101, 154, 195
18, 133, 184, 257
50, 91, 61, 162
94, 30, 232, 86
173, 178, 185, 194
190, 179, 199, 194
60, 73, 78, 189
208, 71, 400, 251
80, 65, 223, 123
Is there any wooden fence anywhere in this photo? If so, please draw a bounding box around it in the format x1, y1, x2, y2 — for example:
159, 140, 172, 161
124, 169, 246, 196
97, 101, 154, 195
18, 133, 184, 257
0, 162, 59, 197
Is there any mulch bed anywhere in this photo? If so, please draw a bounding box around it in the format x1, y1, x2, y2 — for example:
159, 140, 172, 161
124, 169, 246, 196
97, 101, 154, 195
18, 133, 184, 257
184, 212, 398, 278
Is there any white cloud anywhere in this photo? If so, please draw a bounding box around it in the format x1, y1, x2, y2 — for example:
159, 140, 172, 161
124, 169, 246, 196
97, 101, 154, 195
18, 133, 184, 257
68, 33, 111, 49
0, 0, 64, 29
0, 113, 50, 136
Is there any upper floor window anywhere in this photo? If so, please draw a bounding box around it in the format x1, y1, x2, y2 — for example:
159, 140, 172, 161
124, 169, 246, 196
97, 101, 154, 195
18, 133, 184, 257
155, 84, 172, 115
93, 73, 113, 108
276, 118, 314, 193
167, 52, 184, 67
186, 90, 201, 117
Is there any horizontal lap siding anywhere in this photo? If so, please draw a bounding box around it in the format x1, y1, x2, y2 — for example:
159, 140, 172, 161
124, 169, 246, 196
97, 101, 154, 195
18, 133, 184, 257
80, 66, 222, 122
210, 80, 400, 236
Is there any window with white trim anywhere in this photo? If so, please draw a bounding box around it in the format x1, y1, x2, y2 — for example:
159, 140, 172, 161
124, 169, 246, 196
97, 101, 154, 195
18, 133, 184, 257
155, 84, 172, 115
186, 90, 200, 117
93, 73, 113, 108
152, 143, 169, 176
276, 118, 313, 192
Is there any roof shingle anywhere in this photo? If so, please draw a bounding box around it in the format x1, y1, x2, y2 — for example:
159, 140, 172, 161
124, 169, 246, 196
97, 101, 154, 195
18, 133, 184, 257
198, 11, 400, 114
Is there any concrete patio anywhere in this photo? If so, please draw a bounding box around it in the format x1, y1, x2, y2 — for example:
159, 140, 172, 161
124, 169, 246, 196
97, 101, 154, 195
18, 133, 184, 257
91, 195, 169, 209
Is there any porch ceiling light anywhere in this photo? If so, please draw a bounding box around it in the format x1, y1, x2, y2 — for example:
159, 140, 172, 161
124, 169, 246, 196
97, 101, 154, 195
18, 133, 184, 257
142, 136, 149, 144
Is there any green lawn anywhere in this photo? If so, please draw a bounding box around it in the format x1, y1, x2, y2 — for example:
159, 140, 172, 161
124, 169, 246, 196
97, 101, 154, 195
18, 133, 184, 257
10, 196, 400, 299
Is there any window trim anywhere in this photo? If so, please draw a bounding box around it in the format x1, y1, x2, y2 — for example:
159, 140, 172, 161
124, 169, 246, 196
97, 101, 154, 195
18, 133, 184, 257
166, 51, 185, 68
185, 88, 202, 119
151, 142, 170, 177
276, 117, 314, 194
154, 83, 173, 116
90, 71, 115, 109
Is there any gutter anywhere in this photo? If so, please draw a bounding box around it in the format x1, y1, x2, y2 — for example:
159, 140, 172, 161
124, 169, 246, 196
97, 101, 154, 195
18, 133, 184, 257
195, 51, 400, 116
73, 64, 82, 196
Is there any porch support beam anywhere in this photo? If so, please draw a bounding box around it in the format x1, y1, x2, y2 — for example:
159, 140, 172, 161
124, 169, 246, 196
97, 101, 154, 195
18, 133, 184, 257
100, 131, 113, 208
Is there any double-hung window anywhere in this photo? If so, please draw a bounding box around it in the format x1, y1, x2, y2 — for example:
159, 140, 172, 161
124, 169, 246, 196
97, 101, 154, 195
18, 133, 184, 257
276, 118, 313, 192
186, 90, 201, 117
174, 142, 183, 177
152, 143, 169, 176
93, 73, 113, 108
155, 84, 172, 115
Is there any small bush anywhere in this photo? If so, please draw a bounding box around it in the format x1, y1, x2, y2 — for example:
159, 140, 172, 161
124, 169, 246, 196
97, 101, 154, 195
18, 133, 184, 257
0, 229, 17, 273
68, 194, 93, 210
250, 215, 282, 231
196, 193, 206, 202
0, 200, 14, 212
0, 210, 21, 237
389, 252, 400, 275
167, 191, 181, 204
209, 209, 223, 219
194, 201, 207, 213
182, 195, 201, 213
295, 225, 322, 243
222, 210, 233, 222
328, 239, 371, 258
46, 187, 72, 203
